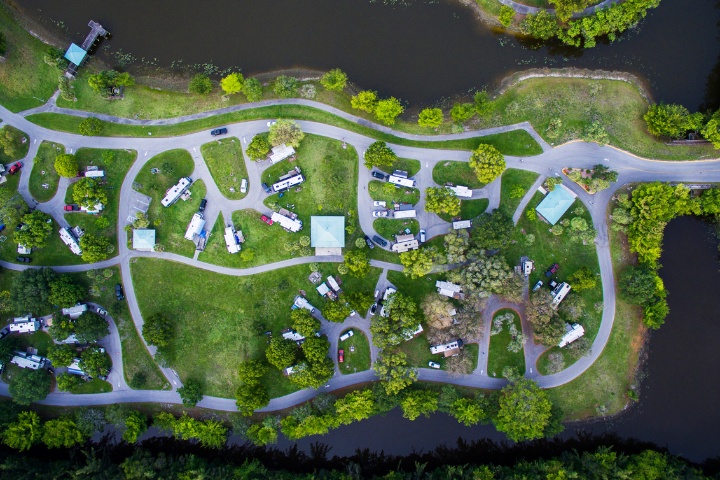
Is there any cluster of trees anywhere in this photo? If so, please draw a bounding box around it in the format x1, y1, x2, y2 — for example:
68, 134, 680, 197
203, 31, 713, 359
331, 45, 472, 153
153, 412, 227, 448
450, 91, 495, 126
14, 210, 52, 250
469, 144, 505, 184
565, 164, 619, 192
268, 119, 305, 148
370, 292, 420, 348
87, 70, 135, 97
10, 268, 85, 313
2, 411, 85, 451
421, 293, 483, 368
425, 187, 461, 216
235, 360, 270, 416
363, 140, 397, 169
49, 310, 109, 343
449, 255, 522, 302
265, 334, 333, 389
351, 90, 404, 125
399, 247, 437, 279
644, 103, 720, 148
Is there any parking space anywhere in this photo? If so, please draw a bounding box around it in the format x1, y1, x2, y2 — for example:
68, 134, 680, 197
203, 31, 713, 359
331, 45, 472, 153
126, 190, 152, 223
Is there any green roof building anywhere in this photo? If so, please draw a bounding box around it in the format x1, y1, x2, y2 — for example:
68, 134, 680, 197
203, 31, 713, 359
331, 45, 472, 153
535, 184, 577, 225
132, 229, 156, 252
310, 216, 345, 250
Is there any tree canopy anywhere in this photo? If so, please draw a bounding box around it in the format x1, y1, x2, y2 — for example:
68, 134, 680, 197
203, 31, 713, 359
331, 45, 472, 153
425, 187, 461, 216
220, 72, 244, 95
374, 352, 417, 395
14, 210, 53, 249
371, 292, 419, 348
417, 108, 443, 128
644, 103, 694, 139
246, 134, 270, 160
188, 74, 212, 94
54, 153, 78, 177
363, 141, 397, 169
344, 249, 370, 277
177, 379, 204, 407
47, 274, 84, 309
268, 119, 304, 148
265, 338, 298, 370
242, 77, 263, 102
273, 75, 299, 98
399, 248, 435, 279
469, 144, 505, 184
142, 314, 173, 347
320, 68, 348, 91
350, 90, 378, 113
79, 347, 111, 377
494, 379, 553, 442
471, 211, 515, 250
9, 369, 52, 406
10, 267, 56, 314
375, 97, 404, 125
79, 234, 110, 263
291, 309, 320, 337
75, 312, 110, 343
72, 178, 107, 209
3, 411, 42, 451
42, 417, 85, 449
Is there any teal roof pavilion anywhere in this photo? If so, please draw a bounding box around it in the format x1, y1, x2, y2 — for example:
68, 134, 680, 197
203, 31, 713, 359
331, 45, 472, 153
132, 229, 156, 251
310, 216, 345, 248
535, 184, 577, 225
64, 43, 87, 66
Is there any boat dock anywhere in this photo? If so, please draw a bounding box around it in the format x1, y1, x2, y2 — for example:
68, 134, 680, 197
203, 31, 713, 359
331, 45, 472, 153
65, 20, 109, 77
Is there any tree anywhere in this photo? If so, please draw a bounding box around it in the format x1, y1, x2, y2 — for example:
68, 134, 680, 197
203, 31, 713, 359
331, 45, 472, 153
350, 90, 378, 113
79, 347, 111, 377
471, 211, 514, 250
246, 134, 270, 160
399, 248, 435, 279
526, 291, 566, 346
291, 309, 320, 337
266, 338, 298, 369
273, 75, 299, 98
494, 379, 552, 442
56, 373, 83, 392
568, 266, 597, 291
363, 141, 397, 169
0, 193, 30, 227
246, 423, 277, 446
10, 267, 56, 313
3, 411, 42, 451
474, 90, 494, 116
498, 5, 515, 26
78, 117, 103, 136
322, 300, 352, 322
122, 410, 148, 443
619, 265, 657, 305
701, 111, 720, 148
425, 187, 461, 216
47, 275, 84, 309
0, 126, 24, 158
47, 344, 76, 368
177, 379, 204, 407
288, 359, 334, 389
347, 292, 374, 314
188, 73, 213, 94
375, 352, 417, 395
449, 255, 520, 300
87, 70, 135, 94
54, 153, 78, 177
142, 314, 173, 347
320, 68, 348, 91
268, 119, 304, 147
236, 383, 270, 416
301, 336, 330, 365
9, 369, 52, 405
344, 249, 370, 277
418, 108, 443, 128
79, 234, 110, 263
400, 390, 439, 420
334, 390, 376, 425
450, 102, 475, 124
75, 312, 110, 343
220, 72, 244, 95
643, 298, 669, 330
14, 210, 53, 249
444, 229, 470, 264
520, 11, 559, 40
72, 178, 107, 209
549, 0, 595, 21
48, 313, 75, 341
421, 293, 455, 331
644, 103, 692, 139
450, 397, 486, 426
375, 97, 404, 125
42, 417, 85, 448
242, 77, 263, 102
469, 144, 505, 184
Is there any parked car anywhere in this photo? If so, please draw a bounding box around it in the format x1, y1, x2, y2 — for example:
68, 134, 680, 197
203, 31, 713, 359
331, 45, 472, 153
7, 162, 22, 175
532, 280, 543, 292
260, 214, 273, 225
374, 290, 379, 298
63, 204, 80, 212
261, 183, 272, 194
340, 330, 354, 342
338, 349, 344, 363
267, 121, 277, 128
369, 303, 378, 316
549, 279, 558, 290
364, 235, 375, 249
419, 229, 426, 243
240, 178, 248, 193
210, 127, 228, 136
372, 235, 388, 247
545, 263, 559, 277
373, 200, 386, 207
98, 374, 108, 381
16, 256, 31, 263
0, 224, 4, 232
115, 283, 125, 301
199, 198, 207, 212
372, 210, 388, 218
371, 171, 386, 180
96, 307, 108, 316
428, 361, 441, 369
46, 367, 55, 375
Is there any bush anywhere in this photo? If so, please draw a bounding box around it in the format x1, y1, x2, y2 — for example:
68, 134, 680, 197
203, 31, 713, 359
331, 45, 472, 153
78, 118, 103, 136
242, 78, 263, 102
54, 154, 78, 178
320, 69, 348, 91
188, 74, 213, 94
273, 76, 299, 98
498, 5, 515, 27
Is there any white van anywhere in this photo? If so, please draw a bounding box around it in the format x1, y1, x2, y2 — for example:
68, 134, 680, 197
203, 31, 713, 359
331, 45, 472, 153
340, 330, 354, 342
240, 178, 248, 193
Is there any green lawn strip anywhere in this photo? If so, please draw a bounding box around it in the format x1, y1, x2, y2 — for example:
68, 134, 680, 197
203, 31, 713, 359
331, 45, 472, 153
131, 258, 362, 398
133, 148, 195, 196
432, 161, 485, 189
365, 244, 402, 264
498, 168, 539, 216
0, 9, 59, 112
0, 217, 85, 266
66, 267, 168, 390
29, 141, 64, 202
15, 331, 54, 357
70, 378, 113, 394
0, 126, 29, 164
200, 137, 248, 200
438, 198, 489, 222
368, 180, 420, 206
63, 148, 137, 256
373, 218, 420, 240
487, 308, 526, 377
393, 334, 443, 369
338, 329, 372, 374
0, 269, 20, 317
465, 343, 480, 371
377, 158, 422, 177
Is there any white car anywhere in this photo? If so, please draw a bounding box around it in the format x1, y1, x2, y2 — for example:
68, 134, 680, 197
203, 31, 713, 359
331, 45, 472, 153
428, 361, 441, 369
266, 121, 276, 128
340, 330, 354, 342
240, 178, 248, 193
373, 201, 386, 207
372, 210, 388, 218
96, 307, 108, 316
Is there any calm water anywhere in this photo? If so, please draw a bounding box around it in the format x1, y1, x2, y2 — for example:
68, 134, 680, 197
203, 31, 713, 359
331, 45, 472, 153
18, 0, 720, 109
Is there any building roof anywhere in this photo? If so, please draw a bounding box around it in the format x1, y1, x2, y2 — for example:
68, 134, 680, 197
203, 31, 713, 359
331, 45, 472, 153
64, 43, 87, 65
452, 220, 472, 230
269, 144, 295, 164
132, 229, 156, 251
310, 216, 345, 248
535, 184, 577, 225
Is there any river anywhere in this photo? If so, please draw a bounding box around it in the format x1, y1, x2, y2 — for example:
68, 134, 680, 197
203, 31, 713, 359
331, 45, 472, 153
17, 0, 720, 110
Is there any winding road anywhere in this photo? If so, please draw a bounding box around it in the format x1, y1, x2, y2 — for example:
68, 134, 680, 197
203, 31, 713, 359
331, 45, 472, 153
1, 93, 719, 413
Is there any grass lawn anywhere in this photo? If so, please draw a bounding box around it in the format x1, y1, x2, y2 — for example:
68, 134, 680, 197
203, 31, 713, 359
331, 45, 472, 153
487, 308, 526, 378
0, 126, 29, 164
432, 161, 484, 189
464, 343, 480, 372
70, 378, 113, 394
133, 149, 195, 197
14, 331, 54, 357
0, 269, 20, 317
0, 216, 86, 266
393, 333, 441, 369
0, 9, 59, 112
130, 258, 380, 398
338, 329, 371, 374
373, 218, 419, 240
438, 198, 489, 222
376, 158, 421, 178
66, 266, 168, 390
63, 148, 137, 256
200, 137, 248, 200
368, 180, 420, 206
498, 168, 539, 217
29, 141, 64, 202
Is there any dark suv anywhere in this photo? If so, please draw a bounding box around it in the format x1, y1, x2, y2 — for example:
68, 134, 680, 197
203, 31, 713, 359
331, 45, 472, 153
372, 235, 388, 247
261, 183, 272, 194
364, 235, 375, 249
371, 171, 387, 180
199, 198, 207, 212
115, 283, 125, 301
545, 263, 559, 278
210, 127, 228, 136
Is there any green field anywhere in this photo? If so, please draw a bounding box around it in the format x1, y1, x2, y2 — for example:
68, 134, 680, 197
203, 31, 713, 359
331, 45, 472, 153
487, 308, 526, 377
133, 149, 195, 197
200, 138, 248, 200
498, 168, 540, 217
432, 161, 484, 189
438, 198, 489, 222
70, 378, 113, 394
28, 141, 64, 202
338, 329, 372, 374
368, 180, 420, 206
0, 216, 86, 266
373, 218, 420, 240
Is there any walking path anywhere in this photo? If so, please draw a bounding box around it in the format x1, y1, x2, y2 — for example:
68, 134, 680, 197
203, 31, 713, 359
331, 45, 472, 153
496, 0, 618, 17
1, 92, 719, 413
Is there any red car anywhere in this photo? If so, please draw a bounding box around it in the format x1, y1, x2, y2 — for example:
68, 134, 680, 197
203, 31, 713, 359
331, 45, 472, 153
260, 214, 273, 225
338, 349, 344, 363
63, 204, 80, 212
7, 162, 22, 175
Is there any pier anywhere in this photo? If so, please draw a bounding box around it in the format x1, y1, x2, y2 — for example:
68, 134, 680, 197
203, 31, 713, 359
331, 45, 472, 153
65, 20, 109, 77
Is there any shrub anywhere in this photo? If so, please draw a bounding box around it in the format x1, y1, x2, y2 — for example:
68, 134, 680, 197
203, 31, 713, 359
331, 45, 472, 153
320, 68, 348, 91
188, 74, 213, 94
78, 118, 103, 136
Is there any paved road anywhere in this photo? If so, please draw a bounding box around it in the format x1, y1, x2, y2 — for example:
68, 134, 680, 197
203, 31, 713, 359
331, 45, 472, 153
1, 93, 720, 412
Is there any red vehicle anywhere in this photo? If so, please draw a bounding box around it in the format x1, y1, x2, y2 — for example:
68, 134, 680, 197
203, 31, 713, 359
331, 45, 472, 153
338, 349, 344, 363
545, 263, 560, 278
63, 204, 80, 212
7, 162, 22, 175
260, 214, 273, 225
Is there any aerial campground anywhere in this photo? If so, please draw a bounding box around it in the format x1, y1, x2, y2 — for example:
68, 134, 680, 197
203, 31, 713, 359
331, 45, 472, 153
0, 0, 719, 477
